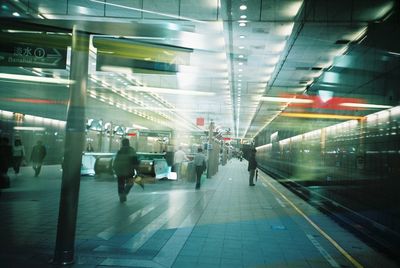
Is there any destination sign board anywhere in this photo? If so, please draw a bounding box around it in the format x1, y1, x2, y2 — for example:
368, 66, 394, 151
0, 42, 67, 69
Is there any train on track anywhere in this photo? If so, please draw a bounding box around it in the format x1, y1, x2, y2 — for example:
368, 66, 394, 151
255, 106, 400, 255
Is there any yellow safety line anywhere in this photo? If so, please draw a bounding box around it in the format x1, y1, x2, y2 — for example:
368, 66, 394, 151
259, 173, 364, 268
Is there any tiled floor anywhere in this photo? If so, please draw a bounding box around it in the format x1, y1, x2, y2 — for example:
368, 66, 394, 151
0, 159, 398, 267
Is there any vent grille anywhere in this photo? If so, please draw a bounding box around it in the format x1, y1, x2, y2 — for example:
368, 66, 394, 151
252, 28, 270, 34
335, 39, 350, 45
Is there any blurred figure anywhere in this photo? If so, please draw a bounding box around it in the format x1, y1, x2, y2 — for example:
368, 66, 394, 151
0, 137, 12, 188
248, 148, 257, 186
12, 139, 25, 175
173, 146, 188, 180
30, 140, 47, 177
113, 138, 140, 203
193, 147, 207, 189
86, 142, 94, 152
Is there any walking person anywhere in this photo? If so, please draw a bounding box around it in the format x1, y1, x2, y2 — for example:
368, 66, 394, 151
0, 137, 12, 188
30, 140, 46, 177
173, 146, 188, 180
193, 147, 207, 189
12, 139, 25, 175
248, 148, 257, 186
113, 138, 140, 203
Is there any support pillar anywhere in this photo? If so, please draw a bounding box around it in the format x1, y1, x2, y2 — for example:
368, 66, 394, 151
53, 27, 89, 265
206, 120, 215, 178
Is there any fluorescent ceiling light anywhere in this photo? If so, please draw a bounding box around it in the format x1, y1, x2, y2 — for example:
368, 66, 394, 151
259, 96, 313, 103
239, 5, 247, 10
14, 126, 46, 131
388, 51, 400, 56
100, 66, 133, 74
131, 124, 148, 130
0, 73, 73, 84
340, 103, 392, 109
127, 86, 215, 96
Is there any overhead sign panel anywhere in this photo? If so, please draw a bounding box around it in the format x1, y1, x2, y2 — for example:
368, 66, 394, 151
0, 33, 69, 69
93, 37, 192, 65
0, 43, 67, 69
96, 55, 178, 74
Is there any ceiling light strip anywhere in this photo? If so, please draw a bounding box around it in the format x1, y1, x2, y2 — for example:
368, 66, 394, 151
90, 0, 206, 24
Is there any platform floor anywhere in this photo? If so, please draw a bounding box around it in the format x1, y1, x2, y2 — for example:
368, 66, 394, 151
0, 159, 398, 268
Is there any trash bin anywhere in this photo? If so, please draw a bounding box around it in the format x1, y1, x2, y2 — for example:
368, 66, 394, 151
94, 157, 114, 175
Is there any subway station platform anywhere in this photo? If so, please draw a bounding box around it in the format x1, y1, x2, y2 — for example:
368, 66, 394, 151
0, 160, 398, 268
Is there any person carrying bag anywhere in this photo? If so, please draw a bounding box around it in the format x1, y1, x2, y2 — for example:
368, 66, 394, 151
113, 138, 143, 203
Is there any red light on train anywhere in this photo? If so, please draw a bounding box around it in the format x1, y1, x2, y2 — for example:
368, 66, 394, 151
280, 94, 365, 110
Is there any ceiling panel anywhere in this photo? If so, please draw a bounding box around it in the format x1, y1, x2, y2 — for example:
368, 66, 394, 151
105, 0, 142, 18
27, 0, 68, 15
180, 0, 219, 21
261, 0, 303, 21
68, 0, 105, 16
142, 0, 179, 20
220, 0, 262, 21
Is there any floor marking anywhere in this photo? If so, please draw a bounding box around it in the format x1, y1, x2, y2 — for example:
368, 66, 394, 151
101, 258, 163, 267
121, 204, 183, 251
275, 197, 286, 208
153, 201, 204, 267
100, 192, 213, 267
262, 182, 268, 188
307, 234, 340, 268
259, 173, 364, 268
96, 203, 156, 240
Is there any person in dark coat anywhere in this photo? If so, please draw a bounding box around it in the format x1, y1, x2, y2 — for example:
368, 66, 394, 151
248, 148, 257, 186
12, 139, 25, 175
113, 138, 140, 202
0, 137, 12, 188
193, 147, 207, 189
30, 140, 46, 177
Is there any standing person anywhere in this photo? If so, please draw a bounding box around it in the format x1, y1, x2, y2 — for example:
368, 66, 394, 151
248, 148, 257, 186
173, 146, 188, 180
30, 140, 46, 177
113, 138, 140, 203
86, 142, 94, 152
193, 147, 207, 189
0, 137, 12, 188
12, 139, 25, 175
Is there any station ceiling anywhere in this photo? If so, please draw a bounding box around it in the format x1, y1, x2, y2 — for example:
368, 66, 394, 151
0, 0, 399, 140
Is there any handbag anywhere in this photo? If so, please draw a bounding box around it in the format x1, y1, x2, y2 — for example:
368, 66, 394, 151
126, 175, 144, 189
126, 176, 135, 185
